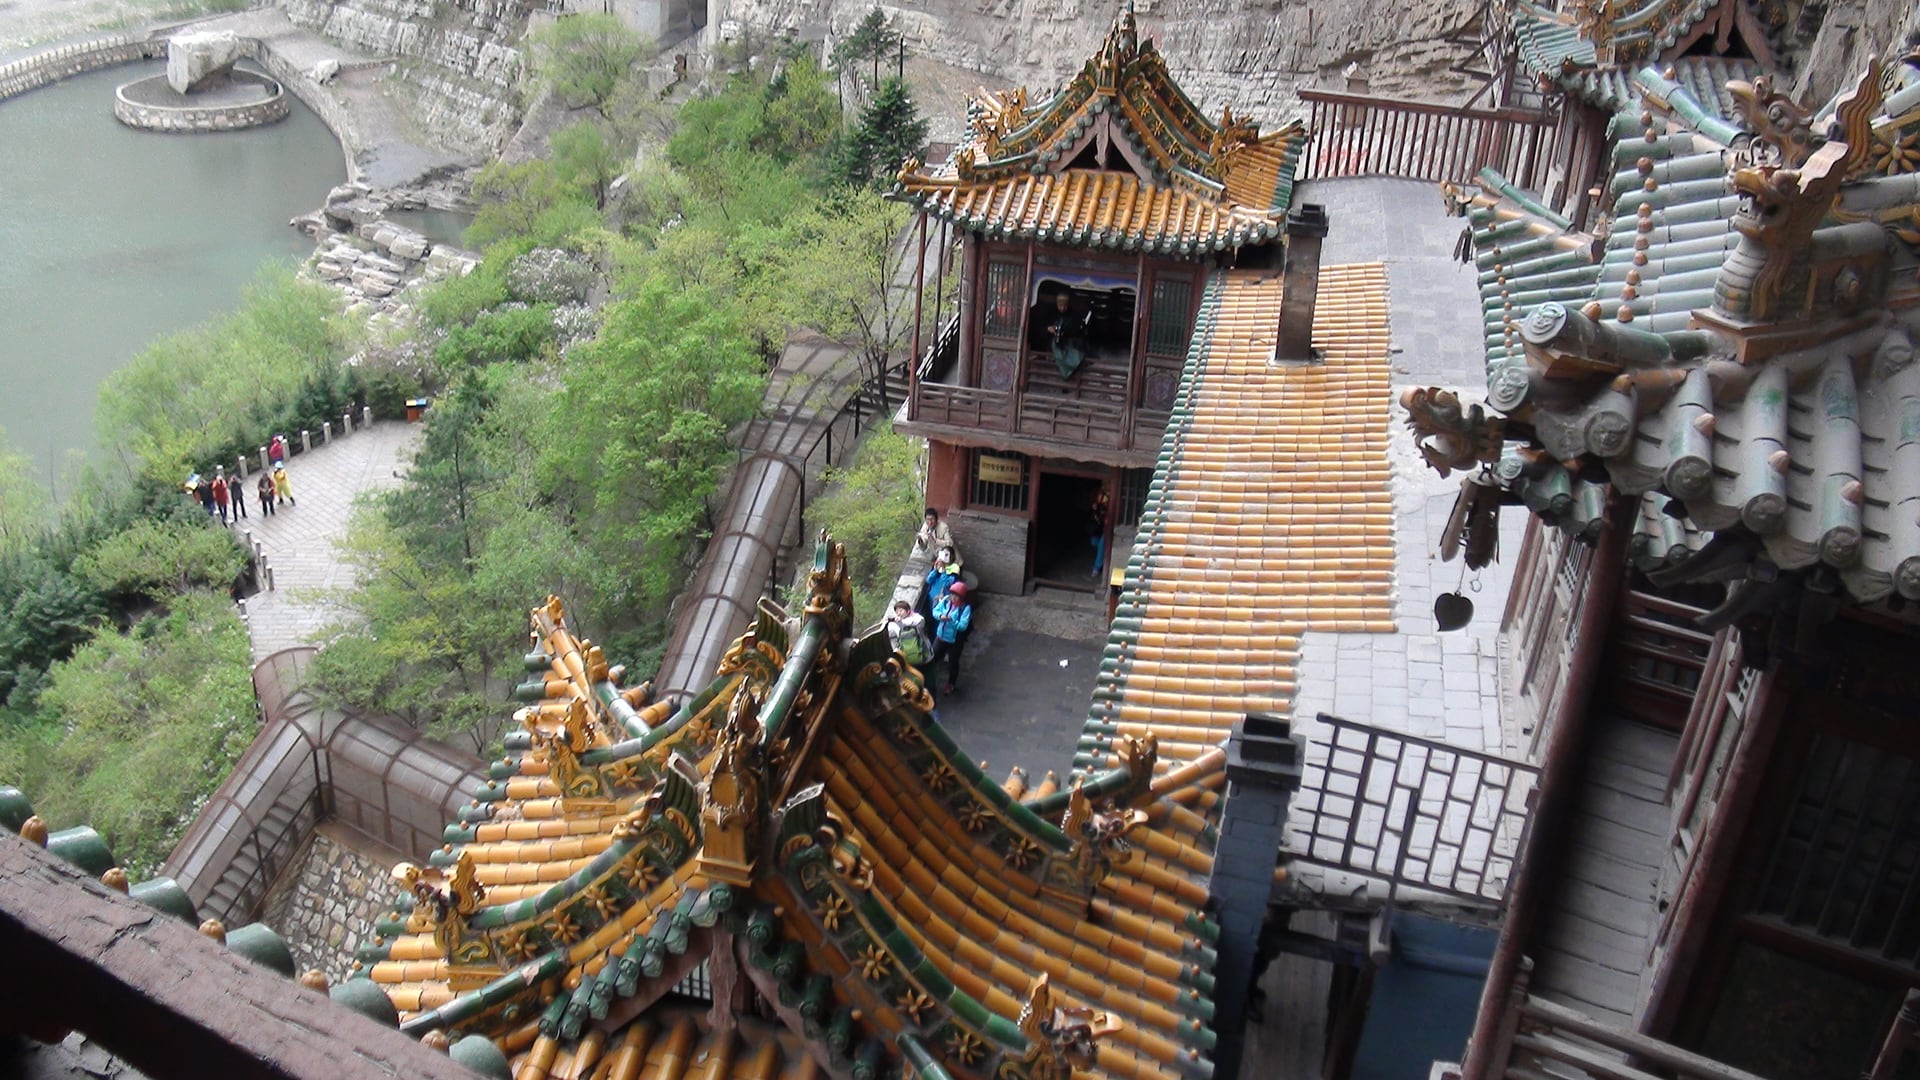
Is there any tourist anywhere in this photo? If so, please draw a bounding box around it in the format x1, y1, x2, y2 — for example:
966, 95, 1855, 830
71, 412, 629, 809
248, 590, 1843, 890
227, 467, 247, 520
914, 507, 955, 562
256, 474, 276, 516
272, 463, 296, 506
1086, 485, 1111, 580
210, 472, 231, 525
919, 546, 960, 620
269, 433, 288, 466
1030, 290, 1088, 379
884, 600, 929, 666
193, 475, 216, 518
930, 581, 973, 695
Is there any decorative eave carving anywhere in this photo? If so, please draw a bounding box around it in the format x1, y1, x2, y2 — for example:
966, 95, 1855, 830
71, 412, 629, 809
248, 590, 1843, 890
1016, 972, 1124, 1080
1401, 387, 1507, 478
395, 851, 488, 966
1716, 62, 1885, 324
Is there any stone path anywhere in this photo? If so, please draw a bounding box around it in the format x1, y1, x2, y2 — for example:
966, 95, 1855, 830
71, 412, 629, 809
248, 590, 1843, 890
1288, 176, 1526, 761
235, 420, 419, 662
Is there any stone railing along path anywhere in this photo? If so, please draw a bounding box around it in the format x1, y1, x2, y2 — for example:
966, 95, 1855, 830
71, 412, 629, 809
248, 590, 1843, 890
236, 419, 419, 662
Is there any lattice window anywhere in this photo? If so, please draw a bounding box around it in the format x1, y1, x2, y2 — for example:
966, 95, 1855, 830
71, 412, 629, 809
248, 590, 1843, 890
1146, 276, 1195, 355
1117, 468, 1151, 527
982, 262, 1024, 339
671, 961, 712, 1001
970, 449, 1029, 512
1754, 732, 1920, 969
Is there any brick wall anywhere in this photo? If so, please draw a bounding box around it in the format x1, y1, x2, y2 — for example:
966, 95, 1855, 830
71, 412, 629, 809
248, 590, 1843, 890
948, 509, 1028, 595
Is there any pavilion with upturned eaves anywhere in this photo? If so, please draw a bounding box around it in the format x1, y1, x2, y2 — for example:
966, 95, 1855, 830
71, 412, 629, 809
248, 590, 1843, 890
335, 541, 1227, 1080
892, 6, 1320, 594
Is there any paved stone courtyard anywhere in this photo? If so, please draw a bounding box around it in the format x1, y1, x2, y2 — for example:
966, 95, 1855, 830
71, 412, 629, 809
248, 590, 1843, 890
1289, 176, 1524, 761
235, 419, 419, 662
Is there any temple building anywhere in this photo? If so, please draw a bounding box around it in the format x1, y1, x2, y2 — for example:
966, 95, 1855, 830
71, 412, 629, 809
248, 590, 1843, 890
890, 8, 1314, 594
1406, 39, 1920, 1079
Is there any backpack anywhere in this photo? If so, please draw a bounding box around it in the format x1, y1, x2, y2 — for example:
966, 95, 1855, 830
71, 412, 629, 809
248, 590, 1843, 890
898, 630, 929, 666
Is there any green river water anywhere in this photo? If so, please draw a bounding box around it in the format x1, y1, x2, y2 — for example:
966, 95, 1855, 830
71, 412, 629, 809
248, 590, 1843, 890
0, 60, 345, 481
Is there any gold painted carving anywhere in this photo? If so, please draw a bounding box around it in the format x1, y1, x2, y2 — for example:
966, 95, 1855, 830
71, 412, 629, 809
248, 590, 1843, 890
1061, 781, 1149, 888
395, 852, 488, 965
696, 684, 767, 885
1015, 973, 1124, 1080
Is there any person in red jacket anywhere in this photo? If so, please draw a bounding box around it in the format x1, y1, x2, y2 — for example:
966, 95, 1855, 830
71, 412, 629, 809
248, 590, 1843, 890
209, 472, 231, 525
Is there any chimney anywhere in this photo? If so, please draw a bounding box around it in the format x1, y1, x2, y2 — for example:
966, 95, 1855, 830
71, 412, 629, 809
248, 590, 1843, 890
1274, 203, 1330, 363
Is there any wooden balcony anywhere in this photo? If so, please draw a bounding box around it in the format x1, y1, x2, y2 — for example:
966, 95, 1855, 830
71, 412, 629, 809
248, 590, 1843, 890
903, 350, 1172, 467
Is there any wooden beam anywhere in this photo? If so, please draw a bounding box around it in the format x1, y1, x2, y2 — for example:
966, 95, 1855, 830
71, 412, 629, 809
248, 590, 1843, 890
0, 833, 474, 1080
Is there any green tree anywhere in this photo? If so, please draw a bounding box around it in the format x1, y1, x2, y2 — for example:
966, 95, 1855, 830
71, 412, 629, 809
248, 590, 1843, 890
0, 434, 49, 554
530, 15, 649, 116
761, 189, 913, 408
20, 590, 255, 877
0, 560, 104, 708
804, 421, 923, 619
96, 268, 355, 482
834, 8, 899, 88
466, 160, 579, 250
551, 119, 628, 211
540, 280, 766, 608
838, 77, 927, 189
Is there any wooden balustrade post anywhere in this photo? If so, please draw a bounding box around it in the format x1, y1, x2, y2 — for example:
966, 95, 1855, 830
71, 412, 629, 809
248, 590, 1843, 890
1480, 955, 1533, 1079
1868, 989, 1920, 1080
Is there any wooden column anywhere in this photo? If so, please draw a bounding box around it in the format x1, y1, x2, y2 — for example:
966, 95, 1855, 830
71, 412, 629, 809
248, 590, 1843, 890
908, 212, 928, 418
1010, 240, 1036, 431
1869, 989, 1920, 1080
1639, 661, 1786, 1040
957, 237, 981, 388
1121, 251, 1147, 449
1462, 495, 1633, 1079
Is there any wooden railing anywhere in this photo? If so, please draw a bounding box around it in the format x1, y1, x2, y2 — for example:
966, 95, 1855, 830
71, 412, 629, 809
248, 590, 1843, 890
1501, 519, 1598, 756
1298, 89, 1557, 189
1477, 959, 1768, 1080
1603, 591, 1713, 729
917, 383, 1011, 429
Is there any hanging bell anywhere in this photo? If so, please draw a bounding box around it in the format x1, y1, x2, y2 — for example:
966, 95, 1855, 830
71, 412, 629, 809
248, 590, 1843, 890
1433, 591, 1475, 632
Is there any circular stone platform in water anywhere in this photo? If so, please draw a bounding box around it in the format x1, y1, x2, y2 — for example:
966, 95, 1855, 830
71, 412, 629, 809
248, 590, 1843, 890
113, 68, 288, 133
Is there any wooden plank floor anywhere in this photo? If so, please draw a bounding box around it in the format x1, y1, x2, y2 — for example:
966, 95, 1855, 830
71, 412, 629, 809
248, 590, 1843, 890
1531, 716, 1678, 1026
1244, 910, 1333, 1077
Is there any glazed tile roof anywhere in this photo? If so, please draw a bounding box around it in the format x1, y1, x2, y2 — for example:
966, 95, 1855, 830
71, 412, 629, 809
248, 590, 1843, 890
1510, 1, 1768, 116
1416, 59, 1920, 606
1076, 265, 1397, 775
346, 549, 1233, 1079
1512, 0, 1756, 77
894, 9, 1307, 255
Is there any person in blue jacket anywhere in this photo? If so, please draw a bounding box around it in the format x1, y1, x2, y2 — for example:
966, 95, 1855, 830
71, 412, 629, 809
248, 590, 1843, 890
919, 546, 960, 620
930, 581, 973, 695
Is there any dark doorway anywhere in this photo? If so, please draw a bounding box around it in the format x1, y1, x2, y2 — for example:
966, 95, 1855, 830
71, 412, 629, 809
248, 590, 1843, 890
1032, 472, 1105, 589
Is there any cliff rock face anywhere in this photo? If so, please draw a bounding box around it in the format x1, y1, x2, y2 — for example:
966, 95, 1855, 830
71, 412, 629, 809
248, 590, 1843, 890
1793, 0, 1920, 105
714, 0, 1484, 125
282, 0, 526, 154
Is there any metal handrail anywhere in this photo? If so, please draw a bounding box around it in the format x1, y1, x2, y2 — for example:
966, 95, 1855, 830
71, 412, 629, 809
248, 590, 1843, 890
1288, 712, 1539, 906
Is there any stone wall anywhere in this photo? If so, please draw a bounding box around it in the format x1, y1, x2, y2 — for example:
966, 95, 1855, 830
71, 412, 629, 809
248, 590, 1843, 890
281, 0, 527, 154
1794, 0, 1920, 105
0, 35, 165, 103
713, 0, 1483, 125
257, 825, 402, 984
113, 74, 292, 132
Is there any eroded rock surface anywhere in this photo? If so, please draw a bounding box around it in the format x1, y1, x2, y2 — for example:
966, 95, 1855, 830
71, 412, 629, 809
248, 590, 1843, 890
167, 30, 245, 94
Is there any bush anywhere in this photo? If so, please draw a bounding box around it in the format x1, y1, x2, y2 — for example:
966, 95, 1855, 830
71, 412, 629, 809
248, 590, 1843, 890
433, 304, 558, 370
17, 591, 256, 876
71, 508, 247, 604
507, 248, 597, 305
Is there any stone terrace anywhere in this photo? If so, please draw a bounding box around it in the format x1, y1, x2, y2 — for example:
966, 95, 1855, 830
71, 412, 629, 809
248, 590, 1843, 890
237, 419, 419, 661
